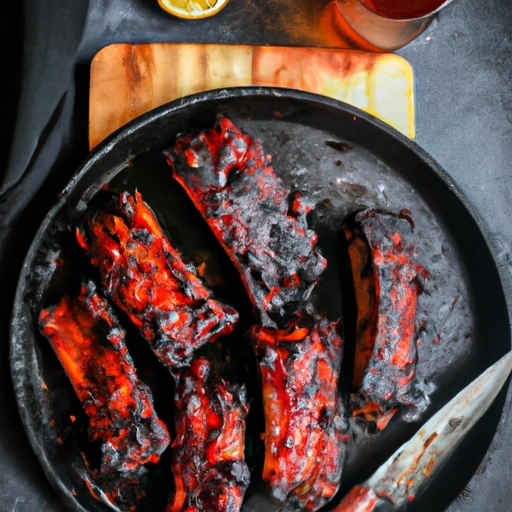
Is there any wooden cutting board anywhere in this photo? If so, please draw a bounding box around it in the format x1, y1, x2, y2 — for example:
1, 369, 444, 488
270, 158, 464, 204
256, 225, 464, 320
89, 43, 415, 149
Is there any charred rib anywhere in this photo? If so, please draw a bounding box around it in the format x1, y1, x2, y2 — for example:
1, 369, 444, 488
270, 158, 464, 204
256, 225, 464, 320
252, 317, 347, 511
77, 190, 239, 370
344, 208, 429, 429
167, 116, 326, 328
166, 358, 250, 512
38, 279, 170, 506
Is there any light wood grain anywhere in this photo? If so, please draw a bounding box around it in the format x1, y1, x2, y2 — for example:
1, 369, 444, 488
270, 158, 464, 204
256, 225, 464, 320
89, 43, 414, 149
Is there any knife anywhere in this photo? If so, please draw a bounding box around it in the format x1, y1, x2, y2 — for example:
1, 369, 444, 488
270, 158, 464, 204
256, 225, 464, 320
333, 351, 512, 511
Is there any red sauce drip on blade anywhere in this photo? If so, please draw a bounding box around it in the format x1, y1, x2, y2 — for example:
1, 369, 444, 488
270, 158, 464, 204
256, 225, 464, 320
331, 486, 379, 512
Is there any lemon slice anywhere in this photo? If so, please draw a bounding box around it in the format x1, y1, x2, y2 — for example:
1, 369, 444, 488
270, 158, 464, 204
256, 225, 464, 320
158, 0, 229, 19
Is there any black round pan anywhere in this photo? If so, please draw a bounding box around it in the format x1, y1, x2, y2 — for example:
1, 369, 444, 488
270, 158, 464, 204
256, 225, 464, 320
10, 87, 511, 512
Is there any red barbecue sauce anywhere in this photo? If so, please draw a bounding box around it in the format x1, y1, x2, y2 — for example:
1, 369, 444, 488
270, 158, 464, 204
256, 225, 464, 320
361, 0, 447, 19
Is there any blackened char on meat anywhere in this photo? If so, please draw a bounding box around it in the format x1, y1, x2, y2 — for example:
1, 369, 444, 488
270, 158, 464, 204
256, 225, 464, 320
167, 358, 250, 512
77, 190, 239, 370
252, 317, 347, 511
168, 117, 347, 510
344, 208, 430, 430
39, 279, 170, 509
167, 116, 326, 328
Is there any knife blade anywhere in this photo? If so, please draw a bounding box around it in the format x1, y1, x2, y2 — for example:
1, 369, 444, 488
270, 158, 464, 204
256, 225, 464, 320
334, 350, 512, 511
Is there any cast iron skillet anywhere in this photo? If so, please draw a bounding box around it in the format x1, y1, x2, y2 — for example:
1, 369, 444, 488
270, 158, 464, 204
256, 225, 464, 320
10, 87, 511, 512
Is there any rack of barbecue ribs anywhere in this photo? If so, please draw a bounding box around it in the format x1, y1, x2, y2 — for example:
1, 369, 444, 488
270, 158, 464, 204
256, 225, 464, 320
167, 116, 326, 328
169, 117, 346, 511
343, 208, 430, 430
77, 190, 239, 370
166, 357, 250, 512
252, 317, 347, 511
38, 279, 170, 501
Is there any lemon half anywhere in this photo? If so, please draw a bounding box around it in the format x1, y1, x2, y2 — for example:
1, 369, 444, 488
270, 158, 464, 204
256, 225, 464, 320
158, 0, 230, 19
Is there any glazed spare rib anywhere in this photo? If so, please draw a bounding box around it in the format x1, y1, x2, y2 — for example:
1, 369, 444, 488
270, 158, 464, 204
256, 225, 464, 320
167, 357, 250, 512
344, 208, 430, 430
38, 279, 170, 480
252, 317, 347, 511
167, 115, 326, 328
77, 190, 239, 370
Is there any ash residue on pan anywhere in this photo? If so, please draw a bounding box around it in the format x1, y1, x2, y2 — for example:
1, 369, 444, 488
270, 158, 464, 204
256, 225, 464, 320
12, 95, 500, 512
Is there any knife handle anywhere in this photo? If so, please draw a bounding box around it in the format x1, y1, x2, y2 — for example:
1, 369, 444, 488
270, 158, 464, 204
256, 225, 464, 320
333, 486, 393, 512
